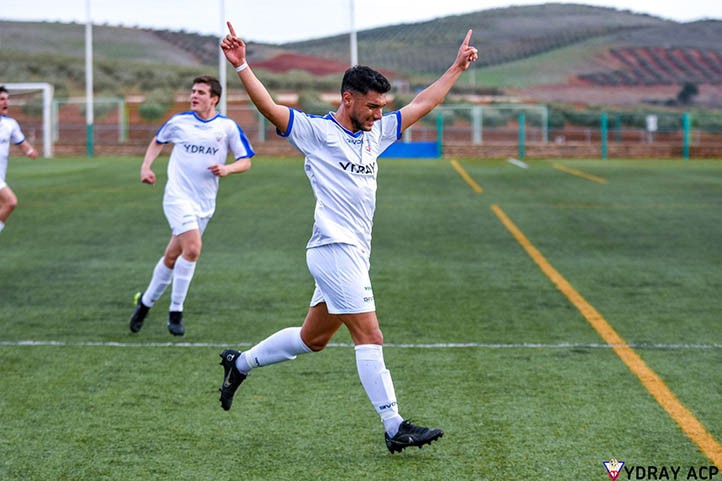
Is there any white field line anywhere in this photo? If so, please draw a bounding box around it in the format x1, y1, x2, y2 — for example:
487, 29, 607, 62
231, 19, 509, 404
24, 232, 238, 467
1, 340, 722, 350
506, 157, 529, 169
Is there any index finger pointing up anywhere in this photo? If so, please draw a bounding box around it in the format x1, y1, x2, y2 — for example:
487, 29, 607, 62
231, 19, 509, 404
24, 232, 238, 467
227, 21, 237, 37
463, 29, 473, 46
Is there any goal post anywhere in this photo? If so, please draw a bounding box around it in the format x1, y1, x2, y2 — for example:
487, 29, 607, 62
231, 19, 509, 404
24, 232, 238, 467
431, 103, 549, 145
2, 82, 54, 158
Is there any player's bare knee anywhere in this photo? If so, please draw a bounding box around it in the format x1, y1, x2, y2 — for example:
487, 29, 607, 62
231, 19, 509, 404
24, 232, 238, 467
369, 330, 384, 345
347, 326, 383, 346
184, 250, 201, 262
163, 251, 179, 268
364, 326, 384, 345
301, 333, 330, 352
4, 195, 18, 212
306, 337, 329, 352
183, 243, 202, 261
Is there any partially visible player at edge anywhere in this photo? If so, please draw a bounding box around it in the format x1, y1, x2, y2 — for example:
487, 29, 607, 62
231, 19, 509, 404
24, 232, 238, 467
128, 75, 254, 336
218, 22, 478, 453
0, 86, 38, 234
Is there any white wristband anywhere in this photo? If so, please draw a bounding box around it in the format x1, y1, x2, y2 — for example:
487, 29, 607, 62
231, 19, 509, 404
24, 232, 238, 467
235, 62, 248, 72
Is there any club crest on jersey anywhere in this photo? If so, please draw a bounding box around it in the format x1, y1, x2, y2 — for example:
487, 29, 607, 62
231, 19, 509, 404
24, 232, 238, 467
183, 144, 219, 155
339, 161, 376, 175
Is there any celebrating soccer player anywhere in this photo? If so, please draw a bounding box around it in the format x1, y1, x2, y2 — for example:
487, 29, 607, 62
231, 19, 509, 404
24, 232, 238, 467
128, 75, 254, 336
218, 22, 477, 452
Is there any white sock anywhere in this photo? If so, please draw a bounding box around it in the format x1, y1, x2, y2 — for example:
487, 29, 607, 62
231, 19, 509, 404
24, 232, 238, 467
355, 344, 404, 436
0, 220, 5, 233
236, 327, 312, 373
141, 257, 173, 307
169, 256, 196, 312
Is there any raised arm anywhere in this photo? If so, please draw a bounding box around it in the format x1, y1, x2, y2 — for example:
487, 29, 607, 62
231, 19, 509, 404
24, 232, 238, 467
399, 30, 478, 132
221, 22, 290, 133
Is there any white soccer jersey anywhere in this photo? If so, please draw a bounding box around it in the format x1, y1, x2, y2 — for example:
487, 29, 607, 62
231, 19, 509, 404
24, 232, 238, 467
156, 111, 254, 217
279, 108, 401, 254
0, 116, 26, 182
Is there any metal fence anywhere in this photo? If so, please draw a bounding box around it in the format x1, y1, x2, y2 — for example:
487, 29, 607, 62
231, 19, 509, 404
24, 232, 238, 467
11, 99, 722, 159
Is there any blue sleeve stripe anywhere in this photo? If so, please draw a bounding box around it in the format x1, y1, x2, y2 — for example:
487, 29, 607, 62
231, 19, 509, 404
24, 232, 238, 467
276, 107, 294, 138
386, 110, 402, 140
155, 120, 171, 138
235, 124, 255, 158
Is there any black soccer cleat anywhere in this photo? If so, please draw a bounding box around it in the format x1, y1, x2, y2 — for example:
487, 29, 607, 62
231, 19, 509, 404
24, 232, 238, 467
129, 292, 150, 333
219, 349, 247, 411
167, 311, 185, 336
385, 420, 444, 454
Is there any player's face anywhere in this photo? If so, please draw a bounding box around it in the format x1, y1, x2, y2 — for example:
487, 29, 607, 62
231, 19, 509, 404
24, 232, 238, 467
347, 91, 387, 132
190, 83, 218, 118
0, 93, 8, 116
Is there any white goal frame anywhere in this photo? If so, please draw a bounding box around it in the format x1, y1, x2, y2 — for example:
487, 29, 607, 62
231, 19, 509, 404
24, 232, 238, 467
2, 82, 54, 158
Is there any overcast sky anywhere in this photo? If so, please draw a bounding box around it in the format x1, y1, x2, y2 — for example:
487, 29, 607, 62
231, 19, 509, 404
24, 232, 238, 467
1, 0, 720, 43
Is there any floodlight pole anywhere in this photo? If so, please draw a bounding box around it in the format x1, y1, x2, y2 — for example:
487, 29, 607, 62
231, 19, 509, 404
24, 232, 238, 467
601, 112, 608, 160
682, 113, 691, 160
85, 0, 94, 157
218, 0, 227, 115
349, 0, 358, 67
518, 112, 526, 160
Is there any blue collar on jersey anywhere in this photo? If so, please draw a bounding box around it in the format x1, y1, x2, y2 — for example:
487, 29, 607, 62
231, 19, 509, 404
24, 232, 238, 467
189, 111, 221, 123
326, 113, 363, 138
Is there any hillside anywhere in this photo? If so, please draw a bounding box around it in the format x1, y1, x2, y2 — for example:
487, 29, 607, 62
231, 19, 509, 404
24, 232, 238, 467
285, 3, 671, 74
0, 21, 202, 65
1, 4, 722, 107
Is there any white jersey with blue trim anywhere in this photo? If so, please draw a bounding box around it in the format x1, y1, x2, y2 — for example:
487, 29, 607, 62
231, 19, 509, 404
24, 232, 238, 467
279, 108, 401, 253
156, 111, 254, 217
0, 115, 26, 182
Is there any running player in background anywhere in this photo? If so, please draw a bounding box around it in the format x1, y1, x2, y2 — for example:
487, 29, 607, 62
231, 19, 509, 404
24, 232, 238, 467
0, 86, 38, 234
218, 23, 477, 452
129, 75, 254, 336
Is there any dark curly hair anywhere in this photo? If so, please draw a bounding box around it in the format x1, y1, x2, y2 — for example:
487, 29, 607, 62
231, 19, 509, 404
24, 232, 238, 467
340, 66, 390, 96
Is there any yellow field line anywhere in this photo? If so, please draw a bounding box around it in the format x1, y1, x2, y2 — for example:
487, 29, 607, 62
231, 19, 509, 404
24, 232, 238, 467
450, 160, 483, 193
490, 203, 722, 468
553, 162, 607, 184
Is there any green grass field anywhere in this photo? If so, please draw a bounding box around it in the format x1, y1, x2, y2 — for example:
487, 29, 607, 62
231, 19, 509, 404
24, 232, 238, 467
1, 155, 721, 480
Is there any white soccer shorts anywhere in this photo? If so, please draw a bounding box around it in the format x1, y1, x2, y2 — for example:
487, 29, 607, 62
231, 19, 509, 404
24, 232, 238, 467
163, 201, 210, 236
307, 243, 376, 314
